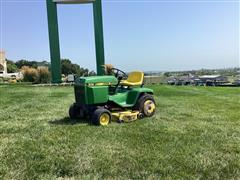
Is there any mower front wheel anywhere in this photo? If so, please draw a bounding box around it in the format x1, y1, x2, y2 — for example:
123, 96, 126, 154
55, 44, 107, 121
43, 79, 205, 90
92, 108, 112, 126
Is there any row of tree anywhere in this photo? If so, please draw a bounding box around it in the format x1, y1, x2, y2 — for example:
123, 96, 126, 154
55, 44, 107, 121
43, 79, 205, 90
6, 59, 96, 76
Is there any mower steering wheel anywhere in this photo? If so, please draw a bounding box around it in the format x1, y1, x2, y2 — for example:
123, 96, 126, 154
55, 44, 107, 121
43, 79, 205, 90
111, 68, 128, 80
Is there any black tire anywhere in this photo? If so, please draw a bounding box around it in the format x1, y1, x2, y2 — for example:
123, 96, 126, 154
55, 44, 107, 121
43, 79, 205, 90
134, 94, 156, 117
91, 108, 112, 126
69, 104, 80, 119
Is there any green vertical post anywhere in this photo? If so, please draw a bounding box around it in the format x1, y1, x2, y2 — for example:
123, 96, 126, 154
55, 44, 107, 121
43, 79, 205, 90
46, 0, 62, 83
93, 0, 105, 75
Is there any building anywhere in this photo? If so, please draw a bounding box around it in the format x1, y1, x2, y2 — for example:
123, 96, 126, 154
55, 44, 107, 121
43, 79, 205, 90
199, 75, 228, 86
0, 51, 7, 75
234, 79, 240, 86
0, 51, 22, 79
167, 74, 197, 86
144, 76, 164, 84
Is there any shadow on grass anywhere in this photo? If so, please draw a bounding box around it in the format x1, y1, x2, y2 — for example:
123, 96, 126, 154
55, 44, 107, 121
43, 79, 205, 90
49, 117, 90, 126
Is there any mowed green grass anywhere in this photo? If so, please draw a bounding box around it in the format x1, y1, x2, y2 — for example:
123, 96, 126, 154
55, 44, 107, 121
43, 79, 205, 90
0, 84, 239, 179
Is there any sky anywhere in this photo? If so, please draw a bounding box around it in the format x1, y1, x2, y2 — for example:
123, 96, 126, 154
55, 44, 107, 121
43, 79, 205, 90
0, 0, 239, 72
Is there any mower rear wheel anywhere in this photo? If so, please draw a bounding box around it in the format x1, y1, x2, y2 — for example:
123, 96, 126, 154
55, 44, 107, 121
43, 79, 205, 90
69, 104, 80, 119
134, 94, 156, 117
92, 108, 111, 126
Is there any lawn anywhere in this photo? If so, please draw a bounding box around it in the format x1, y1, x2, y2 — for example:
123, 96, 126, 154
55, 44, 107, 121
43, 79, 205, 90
0, 84, 240, 179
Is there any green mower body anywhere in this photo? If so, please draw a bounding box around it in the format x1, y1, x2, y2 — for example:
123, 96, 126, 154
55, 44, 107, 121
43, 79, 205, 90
74, 75, 153, 107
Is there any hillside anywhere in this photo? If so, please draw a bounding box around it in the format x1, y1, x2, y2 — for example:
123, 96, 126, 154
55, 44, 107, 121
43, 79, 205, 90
0, 85, 239, 179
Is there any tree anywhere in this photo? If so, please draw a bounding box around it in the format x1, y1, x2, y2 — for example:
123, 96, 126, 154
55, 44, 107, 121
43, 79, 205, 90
61, 59, 90, 76
163, 72, 171, 77
15, 60, 50, 69
15, 59, 32, 68
15, 58, 92, 78
61, 59, 79, 75
88, 71, 96, 76
79, 67, 89, 76
6, 59, 18, 73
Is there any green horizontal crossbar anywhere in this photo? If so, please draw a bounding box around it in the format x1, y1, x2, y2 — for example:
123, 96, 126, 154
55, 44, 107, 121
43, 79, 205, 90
53, 0, 95, 4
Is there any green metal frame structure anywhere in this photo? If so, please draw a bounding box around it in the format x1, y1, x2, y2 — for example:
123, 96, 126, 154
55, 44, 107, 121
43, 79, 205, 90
46, 0, 105, 83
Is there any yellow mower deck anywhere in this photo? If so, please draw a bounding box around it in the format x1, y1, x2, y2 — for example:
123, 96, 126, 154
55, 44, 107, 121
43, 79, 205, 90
111, 111, 140, 123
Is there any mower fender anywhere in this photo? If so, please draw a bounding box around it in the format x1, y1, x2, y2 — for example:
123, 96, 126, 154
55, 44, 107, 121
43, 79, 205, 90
130, 87, 154, 105
109, 87, 153, 108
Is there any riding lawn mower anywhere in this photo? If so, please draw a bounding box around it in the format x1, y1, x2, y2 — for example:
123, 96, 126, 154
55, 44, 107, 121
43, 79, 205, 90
69, 67, 156, 126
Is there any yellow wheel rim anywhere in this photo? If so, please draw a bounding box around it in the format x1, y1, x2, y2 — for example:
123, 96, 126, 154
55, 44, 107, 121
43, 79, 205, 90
99, 113, 110, 126
144, 100, 156, 115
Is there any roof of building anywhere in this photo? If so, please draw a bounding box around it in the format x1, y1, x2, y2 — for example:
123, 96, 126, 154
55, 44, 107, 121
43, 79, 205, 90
199, 75, 222, 79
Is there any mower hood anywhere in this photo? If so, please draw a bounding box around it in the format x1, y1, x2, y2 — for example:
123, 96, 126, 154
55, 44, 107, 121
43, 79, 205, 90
75, 76, 118, 86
